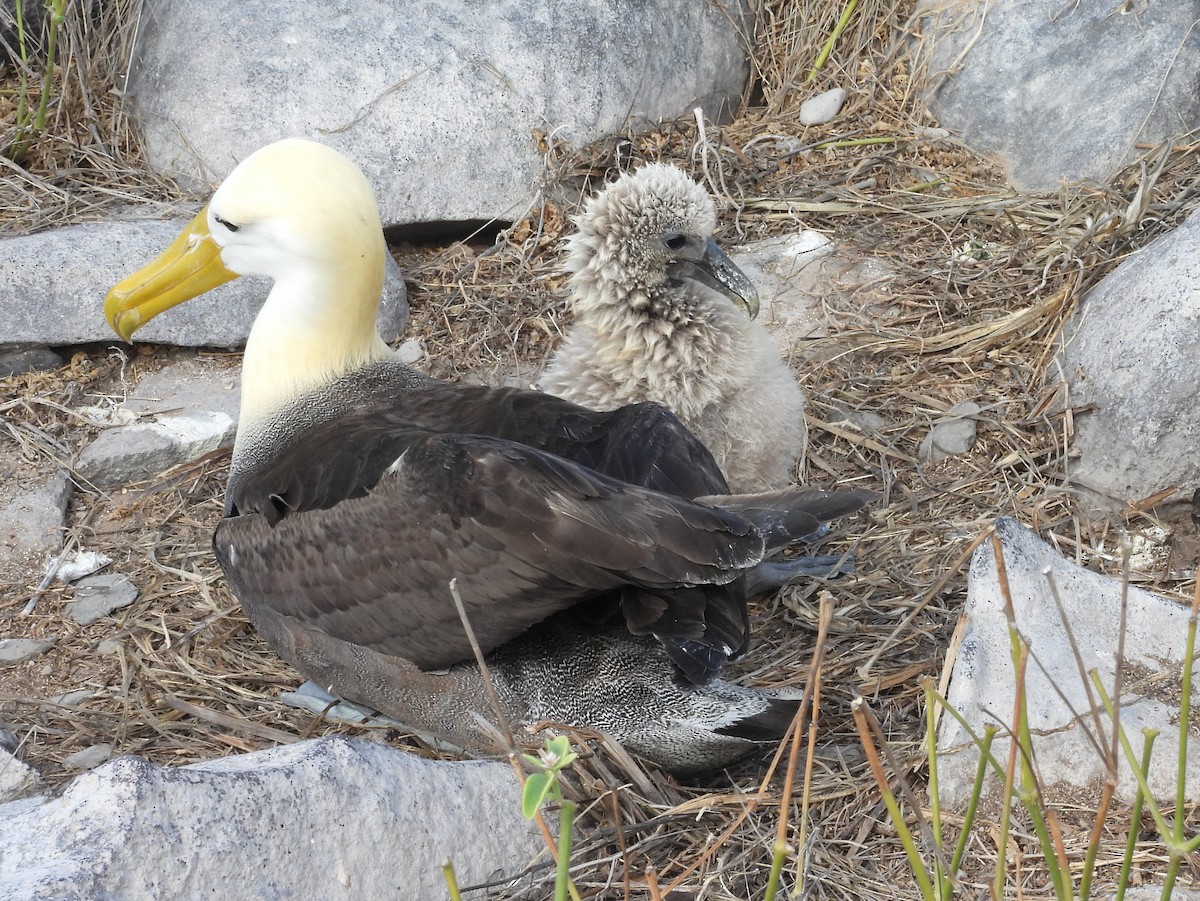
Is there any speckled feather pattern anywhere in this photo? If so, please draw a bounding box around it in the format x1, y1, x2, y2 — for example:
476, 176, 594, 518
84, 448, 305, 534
540, 163, 808, 491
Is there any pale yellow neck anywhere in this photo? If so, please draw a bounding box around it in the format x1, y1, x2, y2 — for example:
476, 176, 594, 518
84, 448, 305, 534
237, 241, 391, 433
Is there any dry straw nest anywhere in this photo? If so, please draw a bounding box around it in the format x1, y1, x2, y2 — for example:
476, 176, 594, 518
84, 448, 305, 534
3, 0, 1200, 897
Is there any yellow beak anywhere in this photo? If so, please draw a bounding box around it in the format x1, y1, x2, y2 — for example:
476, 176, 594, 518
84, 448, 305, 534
104, 206, 239, 342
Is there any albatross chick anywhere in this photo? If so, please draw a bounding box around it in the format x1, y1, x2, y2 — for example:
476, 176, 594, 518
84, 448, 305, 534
540, 163, 808, 491
104, 139, 871, 774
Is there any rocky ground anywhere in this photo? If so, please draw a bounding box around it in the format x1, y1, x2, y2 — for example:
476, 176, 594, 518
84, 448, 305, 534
5, 0, 1200, 896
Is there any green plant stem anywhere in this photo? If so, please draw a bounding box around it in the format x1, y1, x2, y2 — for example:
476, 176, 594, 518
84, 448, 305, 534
933, 694, 1009, 779
807, 0, 859, 82
1079, 781, 1115, 901
8, 0, 69, 162
554, 800, 576, 901
1175, 585, 1199, 838
852, 698, 937, 901
923, 680, 948, 900
1160, 583, 1200, 899
1115, 731, 1158, 901
34, 0, 69, 131
442, 859, 462, 901
1091, 676, 1171, 838
992, 535, 1070, 900
1011, 646, 1071, 899
904, 177, 949, 193
951, 726, 996, 881
813, 136, 899, 151
765, 838, 788, 901
994, 651, 1021, 900
10, 0, 30, 158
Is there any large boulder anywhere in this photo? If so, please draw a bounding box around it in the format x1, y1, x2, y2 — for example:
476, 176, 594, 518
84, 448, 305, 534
915, 0, 1200, 191
938, 517, 1200, 807
125, 0, 753, 228
0, 218, 408, 347
0, 737, 544, 899
1058, 211, 1200, 505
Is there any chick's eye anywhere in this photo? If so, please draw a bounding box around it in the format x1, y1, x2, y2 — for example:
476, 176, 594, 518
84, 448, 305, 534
213, 214, 240, 233
663, 234, 688, 251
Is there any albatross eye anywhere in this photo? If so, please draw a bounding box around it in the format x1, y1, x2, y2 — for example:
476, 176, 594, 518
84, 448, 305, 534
213, 214, 241, 233
662, 234, 688, 251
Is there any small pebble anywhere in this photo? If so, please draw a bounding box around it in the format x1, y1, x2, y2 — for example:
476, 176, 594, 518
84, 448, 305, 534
67, 574, 139, 626
53, 689, 95, 708
62, 744, 112, 771
96, 639, 124, 655
920, 401, 983, 462
915, 126, 951, 140
799, 87, 848, 126
0, 638, 56, 665
395, 339, 424, 365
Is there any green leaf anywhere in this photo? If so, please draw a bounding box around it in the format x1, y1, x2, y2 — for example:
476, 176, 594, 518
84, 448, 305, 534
521, 772, 553, 819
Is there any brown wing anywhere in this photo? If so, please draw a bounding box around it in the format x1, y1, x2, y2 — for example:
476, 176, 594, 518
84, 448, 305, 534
224, 377, 759, 681
215, 430, 766, 669
398, 383, 734, 498
391, 384, 760, 680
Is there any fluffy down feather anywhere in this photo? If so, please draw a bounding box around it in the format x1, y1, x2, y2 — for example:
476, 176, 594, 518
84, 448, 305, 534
541, 164, 808, 491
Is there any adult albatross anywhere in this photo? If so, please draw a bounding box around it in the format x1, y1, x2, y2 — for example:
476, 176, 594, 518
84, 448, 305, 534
104, 139, 871, 773
540, 163, 808, 491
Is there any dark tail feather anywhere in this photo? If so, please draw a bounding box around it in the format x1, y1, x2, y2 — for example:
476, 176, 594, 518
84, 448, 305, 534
714, 695, 800, 742
698, 487, 877, 552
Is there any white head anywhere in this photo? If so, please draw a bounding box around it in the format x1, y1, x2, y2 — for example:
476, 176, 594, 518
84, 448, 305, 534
105, 138, 392, 421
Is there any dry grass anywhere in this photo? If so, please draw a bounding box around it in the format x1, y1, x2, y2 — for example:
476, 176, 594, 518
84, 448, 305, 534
3, 0, 1200, 898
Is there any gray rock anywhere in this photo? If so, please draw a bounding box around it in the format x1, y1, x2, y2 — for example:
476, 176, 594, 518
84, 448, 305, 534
76, 357, 242, 489
53, 690, 97, 708
123, 356, 242, 419
0, 346, 64, 377
76, 422, 217, 489
125, 0, 752, 228
395, 338, 424, 365
1059, 211, 1200, 506
62, 744, 113, 771
0, 737, 542, 900
0, 638, 56, 665
938, 517, 1200, 807
916, 0, 1200, 191
1118, 889, 1200, 901
67, 574, 138, 625
0, 470, 70, 560
0, 748, 45, 805
0, 219, 408, 347
798, 87, 848, 126
919, 400, 981, 462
